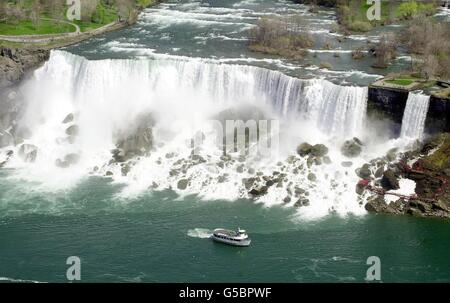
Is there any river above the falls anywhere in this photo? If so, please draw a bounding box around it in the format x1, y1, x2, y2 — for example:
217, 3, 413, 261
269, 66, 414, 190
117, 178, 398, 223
65, 0, 413, 86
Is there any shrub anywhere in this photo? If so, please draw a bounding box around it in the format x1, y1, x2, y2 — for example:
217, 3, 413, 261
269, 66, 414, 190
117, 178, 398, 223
320, 61, 333, 69
371, 34, 397, 69
400, 18, 450, 78
248, 15, 315, 58
347, 20, 372, 32
396, 1, 437, 20
352, 47, 366, 60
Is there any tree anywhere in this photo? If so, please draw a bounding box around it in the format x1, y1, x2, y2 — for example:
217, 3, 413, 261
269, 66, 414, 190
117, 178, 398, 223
116, 0, 136, 22
81, 0, 99, 22
372, 34, 397, 69
4, 4, 26, 25
43, 0, 64, 21
30, 0, 43, 27
422, 54, 439, 81
0, 2, 6, 22
401, 18, 450, 79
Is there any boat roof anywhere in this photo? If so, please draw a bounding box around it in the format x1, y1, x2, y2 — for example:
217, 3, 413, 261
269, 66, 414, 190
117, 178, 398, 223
214, 229, 239, 237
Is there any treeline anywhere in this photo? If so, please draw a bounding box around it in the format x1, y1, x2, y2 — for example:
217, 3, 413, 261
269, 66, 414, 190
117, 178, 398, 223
0, 0, 158, 26
401, 18, 450, 79
362, 17, 449, 80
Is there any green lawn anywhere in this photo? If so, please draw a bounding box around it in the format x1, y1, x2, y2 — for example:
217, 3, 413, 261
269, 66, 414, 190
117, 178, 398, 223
385, 74, 420, 86
1, 1, 119, 35
385, 79, 416, 86
0, 19, 76, 35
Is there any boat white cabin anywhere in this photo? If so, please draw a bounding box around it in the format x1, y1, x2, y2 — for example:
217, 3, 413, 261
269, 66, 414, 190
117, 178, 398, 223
211, 227, 251, 247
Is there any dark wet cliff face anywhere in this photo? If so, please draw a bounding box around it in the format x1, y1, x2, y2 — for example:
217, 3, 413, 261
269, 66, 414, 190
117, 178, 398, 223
0, 47, 50, 89
0, 48, 50, 149
426, 96, 450, 134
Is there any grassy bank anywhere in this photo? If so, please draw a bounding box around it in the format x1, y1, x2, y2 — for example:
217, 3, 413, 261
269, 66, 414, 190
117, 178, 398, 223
384, 74, 420, 86
0, 0, 161, 36
0, 19, 75, 35
0, 0, 163, 50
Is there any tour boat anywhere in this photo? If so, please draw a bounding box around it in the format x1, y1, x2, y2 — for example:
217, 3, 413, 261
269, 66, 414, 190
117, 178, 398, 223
211, 228, 251, 247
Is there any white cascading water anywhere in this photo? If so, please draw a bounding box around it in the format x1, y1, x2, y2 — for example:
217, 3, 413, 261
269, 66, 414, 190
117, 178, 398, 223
400, 93, 430, 140
2, 50, 371, 218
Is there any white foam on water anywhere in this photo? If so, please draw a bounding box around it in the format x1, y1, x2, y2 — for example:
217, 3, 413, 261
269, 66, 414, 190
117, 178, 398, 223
140, 9, 254, 28
385, 179, 417, 204
187, 228, 213, 239
1, 50, 411, 219
0, 277, 44, 283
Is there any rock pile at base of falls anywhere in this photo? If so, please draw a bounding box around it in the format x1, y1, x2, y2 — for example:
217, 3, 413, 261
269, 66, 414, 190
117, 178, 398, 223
296, 142, 331, 168
341, 137, 363, 158
363, 133, 450, 219
111, 113, 154, 163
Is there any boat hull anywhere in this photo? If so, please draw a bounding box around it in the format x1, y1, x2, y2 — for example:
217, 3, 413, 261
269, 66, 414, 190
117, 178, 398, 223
211, 236, 251, 247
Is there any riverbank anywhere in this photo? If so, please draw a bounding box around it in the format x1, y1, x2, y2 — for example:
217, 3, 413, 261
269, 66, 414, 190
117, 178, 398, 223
0, 1, 163, 89
365, 133, 450, 219
0, 20, 130, 89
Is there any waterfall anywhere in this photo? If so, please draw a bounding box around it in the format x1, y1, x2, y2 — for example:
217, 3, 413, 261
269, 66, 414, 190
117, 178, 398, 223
0, 50, 371, 218
400, 93, 430, 140
21, 50, 367, 137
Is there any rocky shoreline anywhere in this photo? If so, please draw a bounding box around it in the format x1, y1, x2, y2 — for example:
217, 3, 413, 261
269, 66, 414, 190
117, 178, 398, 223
0, 47, 50, 89
363, 133, 450, 218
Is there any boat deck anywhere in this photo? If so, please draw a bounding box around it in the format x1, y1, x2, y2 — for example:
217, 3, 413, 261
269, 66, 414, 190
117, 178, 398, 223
213, 229, 239, 237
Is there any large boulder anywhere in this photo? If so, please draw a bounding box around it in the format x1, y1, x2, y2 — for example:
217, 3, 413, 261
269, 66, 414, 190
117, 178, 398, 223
297, 143, 328, 157
65, 125, 79, 136
341, 138, 363, 158
62, 113, 74, 124
249, 185, 268, 197
356, 163, 372, 179
381, 169, 400, 191
297, 142, 312, 157
365, 196, 401, 214
112, 113, 154, 162
177, 179, 189, 190
310, 144, 329, 157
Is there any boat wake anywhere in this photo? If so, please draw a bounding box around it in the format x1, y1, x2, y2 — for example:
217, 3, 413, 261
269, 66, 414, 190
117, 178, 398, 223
187, 228, 213, 239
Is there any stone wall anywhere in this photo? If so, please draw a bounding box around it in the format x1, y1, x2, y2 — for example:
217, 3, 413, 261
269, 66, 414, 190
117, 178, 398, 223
426, 95, 450, 134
